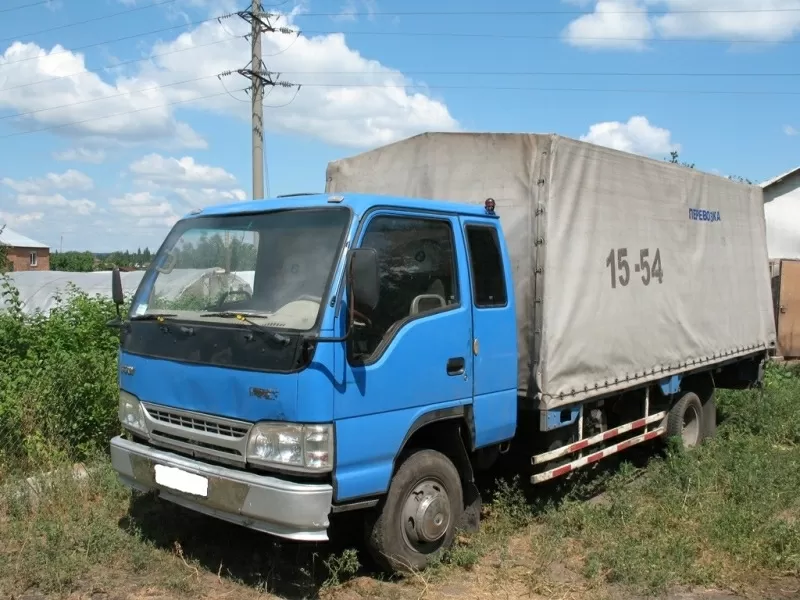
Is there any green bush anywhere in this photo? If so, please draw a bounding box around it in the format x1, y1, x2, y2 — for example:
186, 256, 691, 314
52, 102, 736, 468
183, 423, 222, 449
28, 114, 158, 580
0, 278, 122, 478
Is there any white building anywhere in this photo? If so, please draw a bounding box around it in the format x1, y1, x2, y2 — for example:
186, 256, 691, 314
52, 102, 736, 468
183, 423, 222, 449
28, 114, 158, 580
762, 166, 800, 259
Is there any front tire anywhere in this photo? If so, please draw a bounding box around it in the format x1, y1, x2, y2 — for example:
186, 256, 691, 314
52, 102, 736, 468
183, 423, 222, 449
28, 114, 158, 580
366, 449, 463, 573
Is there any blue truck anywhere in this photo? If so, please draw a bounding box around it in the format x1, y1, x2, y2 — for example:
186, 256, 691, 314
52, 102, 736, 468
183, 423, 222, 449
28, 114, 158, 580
109, 133, 776, 572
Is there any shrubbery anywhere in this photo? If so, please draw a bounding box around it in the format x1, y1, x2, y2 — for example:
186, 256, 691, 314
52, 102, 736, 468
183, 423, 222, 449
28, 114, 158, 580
0, 278, 121, 478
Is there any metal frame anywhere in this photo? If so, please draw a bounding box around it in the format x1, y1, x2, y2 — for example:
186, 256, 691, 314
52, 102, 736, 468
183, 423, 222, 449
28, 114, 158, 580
530, 388, 667, 484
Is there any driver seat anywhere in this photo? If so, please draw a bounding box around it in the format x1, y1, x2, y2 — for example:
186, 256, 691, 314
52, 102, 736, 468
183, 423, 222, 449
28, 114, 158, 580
410, 278, 447, 316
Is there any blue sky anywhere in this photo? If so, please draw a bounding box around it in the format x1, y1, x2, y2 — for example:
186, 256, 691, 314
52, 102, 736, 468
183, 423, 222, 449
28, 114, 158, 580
0, 0, 798, 251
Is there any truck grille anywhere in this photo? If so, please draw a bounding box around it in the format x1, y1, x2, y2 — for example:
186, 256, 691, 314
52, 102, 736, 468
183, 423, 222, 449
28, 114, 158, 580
146, 408, 249, 439
141, 402, 252, 465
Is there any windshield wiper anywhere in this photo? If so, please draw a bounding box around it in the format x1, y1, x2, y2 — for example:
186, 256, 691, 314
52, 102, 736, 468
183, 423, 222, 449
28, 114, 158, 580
199, 311, 290, 346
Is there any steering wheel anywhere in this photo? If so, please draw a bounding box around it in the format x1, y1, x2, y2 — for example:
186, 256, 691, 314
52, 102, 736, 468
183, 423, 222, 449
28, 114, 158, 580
215, 288, 252, 308
351, 307, 372, 328
275, 294, 373, 328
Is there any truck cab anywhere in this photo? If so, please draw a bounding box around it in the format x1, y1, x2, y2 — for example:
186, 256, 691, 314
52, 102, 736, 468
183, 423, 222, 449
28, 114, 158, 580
110, 192, 518, 571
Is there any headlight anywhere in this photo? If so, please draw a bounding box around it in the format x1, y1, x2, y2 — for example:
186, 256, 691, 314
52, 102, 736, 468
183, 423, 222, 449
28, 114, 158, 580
247, 423, 334, 471
119, 391, 148, 435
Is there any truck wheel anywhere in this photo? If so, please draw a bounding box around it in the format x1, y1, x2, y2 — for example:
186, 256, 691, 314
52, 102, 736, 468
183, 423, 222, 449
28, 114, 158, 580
366, 449, 463, 573
666, 392, 705, 449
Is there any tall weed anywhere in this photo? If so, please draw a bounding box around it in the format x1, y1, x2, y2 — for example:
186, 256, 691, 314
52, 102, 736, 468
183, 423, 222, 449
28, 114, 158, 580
0, 278, 121, 478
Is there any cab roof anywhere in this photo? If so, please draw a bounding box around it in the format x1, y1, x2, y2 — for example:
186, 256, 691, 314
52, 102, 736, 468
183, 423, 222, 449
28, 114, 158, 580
182, 192, 499, 221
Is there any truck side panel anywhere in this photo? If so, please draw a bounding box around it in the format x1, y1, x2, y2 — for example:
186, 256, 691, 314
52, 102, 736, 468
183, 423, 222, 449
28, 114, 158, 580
538, 136, 776, 407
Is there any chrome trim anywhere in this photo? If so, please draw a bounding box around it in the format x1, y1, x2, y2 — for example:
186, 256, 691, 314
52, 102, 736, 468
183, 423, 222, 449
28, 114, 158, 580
141, 402, 253, 465
110, 436, 332, 541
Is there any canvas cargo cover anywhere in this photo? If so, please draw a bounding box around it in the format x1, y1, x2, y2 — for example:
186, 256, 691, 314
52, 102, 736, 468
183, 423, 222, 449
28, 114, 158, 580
325, 133, 777, 409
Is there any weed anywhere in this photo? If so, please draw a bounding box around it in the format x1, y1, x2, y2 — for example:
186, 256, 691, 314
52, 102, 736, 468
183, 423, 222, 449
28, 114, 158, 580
322, 548, 361, 588
535, 365, 800, 594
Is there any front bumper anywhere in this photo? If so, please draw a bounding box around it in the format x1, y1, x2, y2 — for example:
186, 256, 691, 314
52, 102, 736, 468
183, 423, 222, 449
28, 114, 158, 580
110, 435, 333, 541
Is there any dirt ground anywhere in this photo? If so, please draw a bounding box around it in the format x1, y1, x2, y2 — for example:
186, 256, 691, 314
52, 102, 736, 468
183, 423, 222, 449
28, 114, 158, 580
10, 565, 797, 600
7, 528, 798, 600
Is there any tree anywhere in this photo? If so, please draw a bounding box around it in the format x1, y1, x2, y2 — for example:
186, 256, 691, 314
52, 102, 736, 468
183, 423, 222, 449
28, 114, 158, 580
50, 251, 96, 272
667, 151, 695, 169
667, 152, 753, 184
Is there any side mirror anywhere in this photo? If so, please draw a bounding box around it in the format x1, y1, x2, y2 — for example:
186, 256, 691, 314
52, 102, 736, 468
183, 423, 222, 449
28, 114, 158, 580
112, 267, 124, 306
348, 248, 380, 311
303, 248, 380, 344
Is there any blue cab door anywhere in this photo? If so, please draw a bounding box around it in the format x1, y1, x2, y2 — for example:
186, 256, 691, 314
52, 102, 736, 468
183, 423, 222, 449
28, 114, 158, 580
332, 209, 474, 501
460, 218, 518, 448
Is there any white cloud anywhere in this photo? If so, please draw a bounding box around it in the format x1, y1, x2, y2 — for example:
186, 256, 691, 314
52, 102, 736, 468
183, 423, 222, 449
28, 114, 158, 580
0, 9, 456, 149
0, 42, 206, 149
129, 153, 238, 187
2, 169, 93, 194
0, 210, 44, 228
173, 187, 248, 208
109, 191, 180, 227
785, 125, 799, 137
120, 10, 457, 147
651, 0, 800, 42
108, 155, 247, 228
16, 193, 96, 215
581, 115, 679, 156
562, 0, 800, 50
53, 147, 107, 164
563, 0, 654, 49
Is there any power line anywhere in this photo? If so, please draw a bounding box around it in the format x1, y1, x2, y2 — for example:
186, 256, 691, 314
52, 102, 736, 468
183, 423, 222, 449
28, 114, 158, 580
5, 78, 800, 128
0, 11, 237, 68
0, 73, 224, 122
274, 69, 800, 77
2, 81, 799, 144
300, 29, 800, 45
0, 0, 53, 14
292, 82, 800, 95
0, 34, 246, 94
0, 86, 245, 140
295, 7, 800, 16
0, 0, 181, 45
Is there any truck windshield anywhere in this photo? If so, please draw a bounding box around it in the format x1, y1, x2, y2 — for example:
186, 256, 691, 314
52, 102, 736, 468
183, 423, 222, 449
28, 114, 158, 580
130, 207, 350, 332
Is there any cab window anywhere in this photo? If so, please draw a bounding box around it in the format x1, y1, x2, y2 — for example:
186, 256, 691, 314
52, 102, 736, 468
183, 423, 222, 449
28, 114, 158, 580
350, 215, 458, 361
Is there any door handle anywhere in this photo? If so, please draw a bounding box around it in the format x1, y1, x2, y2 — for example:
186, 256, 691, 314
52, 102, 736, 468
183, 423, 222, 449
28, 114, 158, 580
446, 357, 465, 376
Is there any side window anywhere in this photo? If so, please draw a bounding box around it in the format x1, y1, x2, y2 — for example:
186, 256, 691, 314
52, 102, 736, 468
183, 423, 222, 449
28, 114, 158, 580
465, 225, 507, 307
350, 215, 458, 361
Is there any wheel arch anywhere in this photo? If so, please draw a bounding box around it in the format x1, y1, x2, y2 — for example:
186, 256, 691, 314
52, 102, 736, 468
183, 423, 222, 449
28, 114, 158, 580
389, 404, 481, 534
392, 405, 475, 478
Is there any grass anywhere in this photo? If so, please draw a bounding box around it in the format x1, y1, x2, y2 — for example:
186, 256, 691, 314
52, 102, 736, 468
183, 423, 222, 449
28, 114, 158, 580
1, 363, 799, 599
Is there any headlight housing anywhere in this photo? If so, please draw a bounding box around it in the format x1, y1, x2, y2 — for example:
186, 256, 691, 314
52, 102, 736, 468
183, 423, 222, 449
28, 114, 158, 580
119, 391, 148, 435
247, 423, 334, 472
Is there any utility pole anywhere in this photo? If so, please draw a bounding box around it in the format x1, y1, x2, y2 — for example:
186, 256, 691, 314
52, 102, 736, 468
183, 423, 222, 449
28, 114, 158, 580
224, 2, 299, 200
249, 0, 264, 200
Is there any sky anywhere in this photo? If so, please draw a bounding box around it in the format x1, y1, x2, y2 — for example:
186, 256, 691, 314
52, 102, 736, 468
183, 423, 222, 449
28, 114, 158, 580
0, 0, 798, 252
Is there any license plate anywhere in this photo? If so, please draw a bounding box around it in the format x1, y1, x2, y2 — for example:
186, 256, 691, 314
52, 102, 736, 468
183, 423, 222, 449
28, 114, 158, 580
154, 464, 209, 498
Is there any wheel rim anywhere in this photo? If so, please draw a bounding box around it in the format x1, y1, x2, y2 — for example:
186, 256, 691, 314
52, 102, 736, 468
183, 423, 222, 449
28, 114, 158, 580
401, 477, 451, 553
681, 404, 701, 447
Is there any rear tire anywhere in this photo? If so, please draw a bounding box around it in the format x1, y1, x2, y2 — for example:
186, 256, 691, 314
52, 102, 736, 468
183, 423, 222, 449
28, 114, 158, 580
666, 392, 705, 449
366, 449, 463, 573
